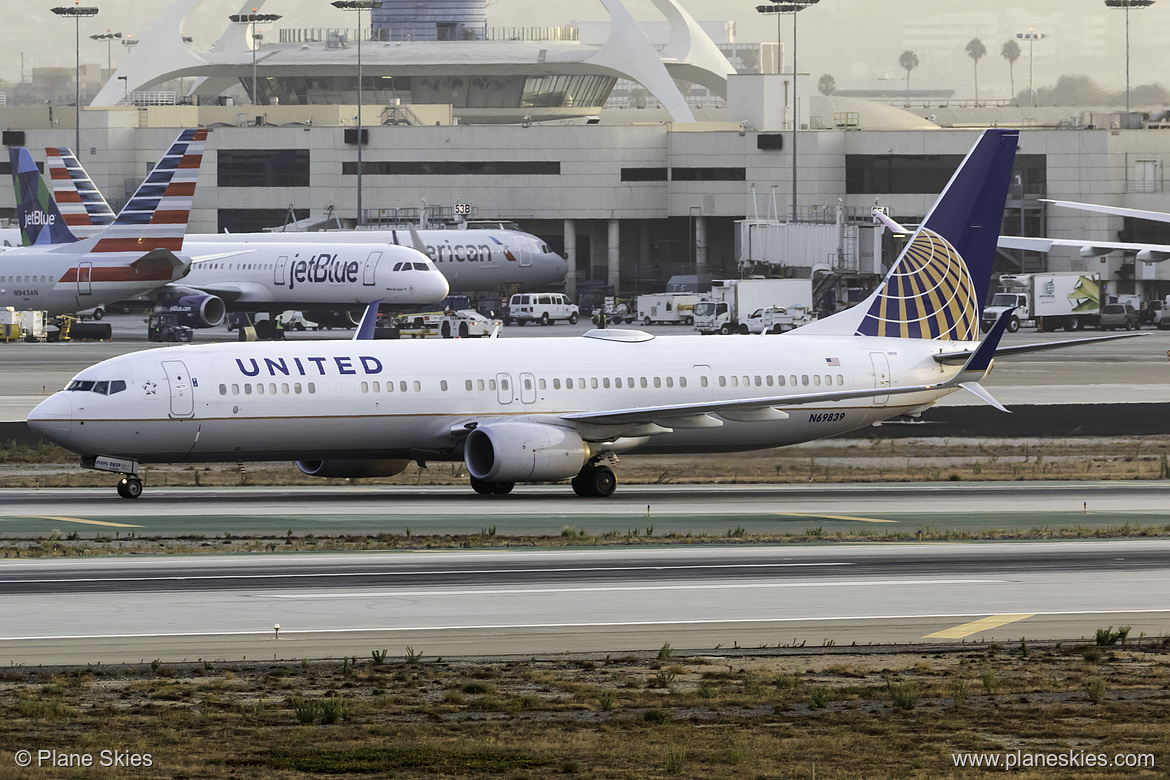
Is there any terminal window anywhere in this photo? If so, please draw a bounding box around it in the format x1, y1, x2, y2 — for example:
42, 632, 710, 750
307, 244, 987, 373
671, 167, 746, 182
219, 149, 310, 188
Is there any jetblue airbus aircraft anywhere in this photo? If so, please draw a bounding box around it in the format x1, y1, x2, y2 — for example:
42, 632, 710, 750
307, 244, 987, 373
14, 147, 449, 326
27, 130, 1134, 499
44, 146, 567, 293
0, 131, 205, 315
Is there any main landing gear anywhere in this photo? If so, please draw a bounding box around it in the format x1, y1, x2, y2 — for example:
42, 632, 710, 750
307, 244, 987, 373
116, 476, 143, 499
571, 464, 617, 498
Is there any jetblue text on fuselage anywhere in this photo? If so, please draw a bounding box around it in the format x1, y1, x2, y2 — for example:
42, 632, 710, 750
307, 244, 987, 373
235, 355, 384, 377
288, 253, 360, 291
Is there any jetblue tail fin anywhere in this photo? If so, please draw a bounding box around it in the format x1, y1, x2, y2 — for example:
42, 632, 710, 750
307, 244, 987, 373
9, 147, 79, 246
799, 129, 1019, 342
45, 146, 116, 238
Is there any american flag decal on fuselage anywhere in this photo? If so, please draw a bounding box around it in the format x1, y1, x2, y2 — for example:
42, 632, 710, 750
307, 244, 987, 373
46, 147, 116, 238
855, 227, 978, 341
90, 128, 207, 255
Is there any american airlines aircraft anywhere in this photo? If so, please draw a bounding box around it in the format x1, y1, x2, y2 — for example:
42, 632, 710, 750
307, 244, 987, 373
27, 130, 1134, 499
0, 131, 205, 315
16, 147, 450, 327
45, 147, 567, 293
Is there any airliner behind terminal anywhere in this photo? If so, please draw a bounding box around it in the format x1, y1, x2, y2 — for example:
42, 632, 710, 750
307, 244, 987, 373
28, 130, 1137, 499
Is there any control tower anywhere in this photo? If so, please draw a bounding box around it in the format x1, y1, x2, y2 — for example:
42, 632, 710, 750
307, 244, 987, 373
371, 0, 488, 41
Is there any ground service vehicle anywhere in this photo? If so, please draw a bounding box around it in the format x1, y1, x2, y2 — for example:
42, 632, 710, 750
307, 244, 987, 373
505, 293, 579, 325
744, 305, 816, 334
981, 273, 1101, 332
636, 293, 699, 325
1099, 303, 1139, 330
693, 279, 814, 335
147, 313, 193, 343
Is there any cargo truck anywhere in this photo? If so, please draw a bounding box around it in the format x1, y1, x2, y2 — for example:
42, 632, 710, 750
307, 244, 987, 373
980, 272, 1101, 332
692, 278, 814, 334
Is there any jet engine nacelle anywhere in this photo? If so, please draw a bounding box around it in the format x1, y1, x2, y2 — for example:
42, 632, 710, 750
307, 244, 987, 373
464, 423, 591, 482
295, 459, 411, 479
159, 294, 226, 328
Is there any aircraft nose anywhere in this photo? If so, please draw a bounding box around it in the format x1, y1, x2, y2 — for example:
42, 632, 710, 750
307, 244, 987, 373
428, 269, 450, 301
27, 392, 74, 445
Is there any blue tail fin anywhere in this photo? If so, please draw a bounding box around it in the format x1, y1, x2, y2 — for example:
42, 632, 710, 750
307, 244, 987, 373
9, 147, 79, 246
799, 129, 1019, 342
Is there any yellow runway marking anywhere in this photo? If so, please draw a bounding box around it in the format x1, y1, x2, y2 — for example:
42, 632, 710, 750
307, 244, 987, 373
773, 512, 898, 524
925, 614, 1035, 639
28, 516, 143, 529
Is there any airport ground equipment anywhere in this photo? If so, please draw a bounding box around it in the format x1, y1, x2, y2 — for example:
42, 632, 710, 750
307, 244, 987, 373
636, 293, 700, 326
743, 304, 817, 334
981, 272, 1101, 333
693, 278, 814, 334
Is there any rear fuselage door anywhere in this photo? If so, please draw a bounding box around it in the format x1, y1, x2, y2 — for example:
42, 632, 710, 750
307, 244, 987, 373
77, 261, 93, 296
869, 352, 890, 406
162, 360, 195, 418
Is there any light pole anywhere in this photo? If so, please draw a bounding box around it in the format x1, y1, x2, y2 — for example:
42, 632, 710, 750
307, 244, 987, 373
755, 0, 820, 223
229, 10, 282, 106
51, 2, 99, 160
89, 29, 121, 72
1105, 0, 1155, 113
1015, 28, 1046, 107
332, 0, 383, 226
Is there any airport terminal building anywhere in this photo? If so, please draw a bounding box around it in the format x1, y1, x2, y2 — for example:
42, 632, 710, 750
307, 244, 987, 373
3, 0, 1170, 304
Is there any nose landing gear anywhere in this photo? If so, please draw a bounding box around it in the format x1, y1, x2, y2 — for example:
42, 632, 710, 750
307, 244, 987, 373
116, 476, 143, 499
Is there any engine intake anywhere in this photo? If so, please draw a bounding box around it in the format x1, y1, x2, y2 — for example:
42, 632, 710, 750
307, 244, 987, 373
159, 294, 226, 328
464, 423, 590, 483
295, 459, 410, 479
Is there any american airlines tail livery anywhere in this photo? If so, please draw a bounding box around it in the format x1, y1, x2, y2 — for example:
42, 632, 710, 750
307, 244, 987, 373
44, 146, 567, 293
15, 144, 449, 325
27, 130, 1136, 499
0, 130, 205, 315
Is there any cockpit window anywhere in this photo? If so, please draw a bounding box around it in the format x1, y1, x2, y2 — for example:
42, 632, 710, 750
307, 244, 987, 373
67, 379, 127, 395
412, 262, 430, 271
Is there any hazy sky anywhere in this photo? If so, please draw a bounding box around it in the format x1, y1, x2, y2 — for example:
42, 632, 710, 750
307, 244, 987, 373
4, 0, 1168, 99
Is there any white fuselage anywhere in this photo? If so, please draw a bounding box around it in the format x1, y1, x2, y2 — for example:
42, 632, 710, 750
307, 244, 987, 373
29, 331, 961, 463
0, 241, 185, 315
179, 241, 449, 308
198, 230, 567, 292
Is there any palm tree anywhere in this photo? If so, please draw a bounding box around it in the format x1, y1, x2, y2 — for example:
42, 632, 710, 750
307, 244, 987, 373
899, 50, 919, 93
1001, 39, 1021, 101
818, 73, 836, 96
966, 38, 987, 105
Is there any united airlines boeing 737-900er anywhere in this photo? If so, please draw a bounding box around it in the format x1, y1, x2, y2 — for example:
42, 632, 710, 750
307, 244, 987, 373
43, 146, 567, 294
0, 131, 206, 315
12, 145, 449, 327
27, 130, 1139, 499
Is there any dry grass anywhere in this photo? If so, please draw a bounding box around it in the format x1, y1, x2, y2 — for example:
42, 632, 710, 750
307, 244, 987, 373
0, 642, 1167, 779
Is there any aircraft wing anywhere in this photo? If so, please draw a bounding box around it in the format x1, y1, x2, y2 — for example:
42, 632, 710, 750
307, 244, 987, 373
932, 332, 1146, 365
1042, 198, 1170, 224
188, 249, 254, 264
156, 282, 258, 303
558, 379, 958, 431
998, 235, 1170, 261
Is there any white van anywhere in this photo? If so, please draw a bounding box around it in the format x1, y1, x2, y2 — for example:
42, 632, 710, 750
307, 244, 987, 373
505, 293, 579, 326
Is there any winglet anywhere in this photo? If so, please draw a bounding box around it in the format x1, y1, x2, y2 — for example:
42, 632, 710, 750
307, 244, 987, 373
961, 307, 1015, 375
353, 300, 383, 341
409, 227, 429, 255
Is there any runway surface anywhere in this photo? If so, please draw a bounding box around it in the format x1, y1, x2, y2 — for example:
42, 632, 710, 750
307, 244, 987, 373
1, 541, 1168, 666
2, 481, 1169, 535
